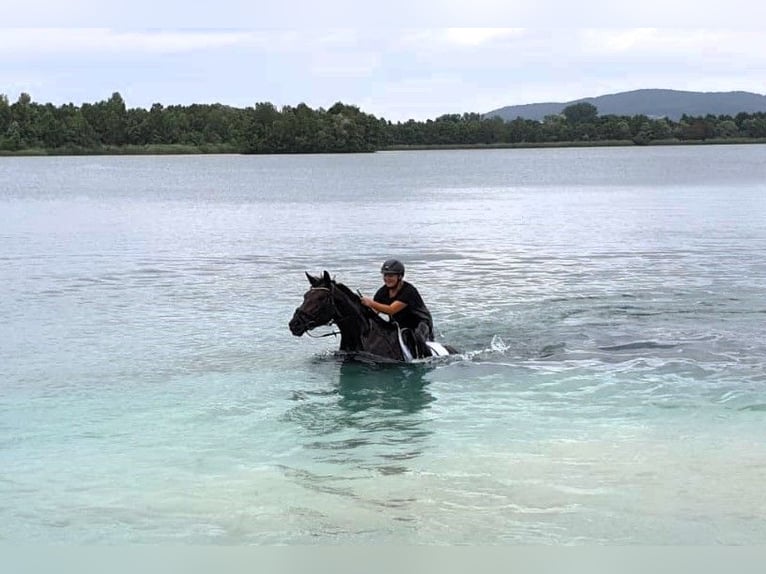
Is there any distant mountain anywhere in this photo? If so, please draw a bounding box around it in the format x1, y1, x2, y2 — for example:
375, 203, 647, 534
485, 89, 766, 121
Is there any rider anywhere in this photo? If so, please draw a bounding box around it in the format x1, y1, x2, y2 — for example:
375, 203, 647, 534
360, 259, 434, 358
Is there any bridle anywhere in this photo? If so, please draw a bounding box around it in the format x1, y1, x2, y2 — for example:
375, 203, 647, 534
293, 286, 342, 338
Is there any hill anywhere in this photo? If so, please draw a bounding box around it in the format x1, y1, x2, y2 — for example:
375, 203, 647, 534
485, 89, 766, 121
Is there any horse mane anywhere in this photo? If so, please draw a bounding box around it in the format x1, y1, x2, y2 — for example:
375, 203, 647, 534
331, 279, 394, 330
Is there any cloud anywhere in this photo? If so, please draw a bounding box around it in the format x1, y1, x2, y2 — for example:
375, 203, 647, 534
0, 29, 258, 59
579, 29, 765, 60
310, 54, 380, 80
444, 28, 525, 47
6, 1, 766, 27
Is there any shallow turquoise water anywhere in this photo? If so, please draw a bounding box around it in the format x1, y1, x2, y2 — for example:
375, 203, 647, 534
1, 146, 765, 543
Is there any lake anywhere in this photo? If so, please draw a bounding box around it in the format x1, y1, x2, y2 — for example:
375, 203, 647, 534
1, 145, 765, 543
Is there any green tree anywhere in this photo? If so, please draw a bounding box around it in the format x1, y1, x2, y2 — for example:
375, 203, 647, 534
632, 122, 653, 145
598, 115, 632, 140
10, 92, 35, 147
650, 118, 672, 140
562, 102, 598, 124
244, 102, 281, 153
542, 114, 568, 141
37, 105, 65, 148
125, 107, 150, 145
61, 104, 98, 148
81, 92, 127, 145
678, 118, 715, 140
103, 92, 128, 145
716, 119, 739, 138
2, 121, 23, 150
5, 91, 766, 155
0, 94, 10, 133
741, 117, 766, 138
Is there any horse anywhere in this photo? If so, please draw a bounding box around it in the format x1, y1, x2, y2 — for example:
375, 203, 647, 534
288, 271, 459, 363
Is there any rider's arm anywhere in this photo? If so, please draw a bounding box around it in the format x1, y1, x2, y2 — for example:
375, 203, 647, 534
361, 297, 406, 316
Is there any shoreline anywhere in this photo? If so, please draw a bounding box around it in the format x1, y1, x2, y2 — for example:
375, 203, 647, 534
1, 138, 764, 157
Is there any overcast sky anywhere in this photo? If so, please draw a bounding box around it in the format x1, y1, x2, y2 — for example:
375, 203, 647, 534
3, 9, 765, 122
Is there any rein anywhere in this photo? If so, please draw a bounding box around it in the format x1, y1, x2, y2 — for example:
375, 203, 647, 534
306, 329, 340, 338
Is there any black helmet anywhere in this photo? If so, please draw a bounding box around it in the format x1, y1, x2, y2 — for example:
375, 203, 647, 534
380, 258, 405, 276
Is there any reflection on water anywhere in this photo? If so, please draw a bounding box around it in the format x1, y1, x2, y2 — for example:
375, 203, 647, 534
284, 356, 435, 477
336, 357, 434, 415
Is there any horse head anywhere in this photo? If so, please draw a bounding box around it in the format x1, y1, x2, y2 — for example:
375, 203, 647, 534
288, 271, 337, 336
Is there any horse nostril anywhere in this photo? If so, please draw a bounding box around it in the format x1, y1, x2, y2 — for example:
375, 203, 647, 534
288, 315, 306, 336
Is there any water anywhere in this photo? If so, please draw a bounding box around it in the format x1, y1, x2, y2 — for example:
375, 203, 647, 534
1, 146, 765, 544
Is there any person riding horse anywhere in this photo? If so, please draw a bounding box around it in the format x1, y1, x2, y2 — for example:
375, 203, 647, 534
289, 269, 457, 362
360, 259, 434, 359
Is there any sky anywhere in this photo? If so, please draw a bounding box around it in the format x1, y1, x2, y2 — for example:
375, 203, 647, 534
3, 4, 765, 122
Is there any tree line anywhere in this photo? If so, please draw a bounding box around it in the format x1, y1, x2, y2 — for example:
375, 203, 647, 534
1, 93, 765, 155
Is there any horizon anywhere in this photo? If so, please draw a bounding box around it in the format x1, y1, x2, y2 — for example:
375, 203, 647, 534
4, 87, 766, 124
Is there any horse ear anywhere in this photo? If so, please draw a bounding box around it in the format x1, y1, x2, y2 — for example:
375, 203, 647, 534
322, 270, 331, 284
306, 272, 320, 287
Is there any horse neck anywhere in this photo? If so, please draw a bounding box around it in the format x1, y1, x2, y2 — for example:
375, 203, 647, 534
330, 286, 367, 342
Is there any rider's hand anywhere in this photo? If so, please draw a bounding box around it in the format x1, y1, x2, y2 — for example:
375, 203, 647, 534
360, 296, 374, 308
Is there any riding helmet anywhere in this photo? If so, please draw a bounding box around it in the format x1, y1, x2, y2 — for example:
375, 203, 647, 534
380, 259, 405, 276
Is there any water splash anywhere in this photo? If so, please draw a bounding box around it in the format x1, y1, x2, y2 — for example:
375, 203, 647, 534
490, 335, 509, 353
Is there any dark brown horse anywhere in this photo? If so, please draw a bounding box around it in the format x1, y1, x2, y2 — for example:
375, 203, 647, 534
288, 271, 458, 363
